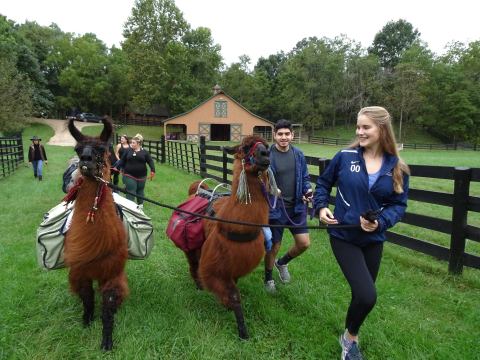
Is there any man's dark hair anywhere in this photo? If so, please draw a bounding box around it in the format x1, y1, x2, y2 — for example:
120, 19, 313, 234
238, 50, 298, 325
274, 119, 292, 132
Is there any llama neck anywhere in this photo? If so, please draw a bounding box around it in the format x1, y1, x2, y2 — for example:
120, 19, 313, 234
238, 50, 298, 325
230, 165, 266, 204
73, 177, 114, 217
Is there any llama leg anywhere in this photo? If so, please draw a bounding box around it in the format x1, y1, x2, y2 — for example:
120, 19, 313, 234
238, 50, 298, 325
69, 271, 95, 327
185, 249, 202, 289
99, 272, 128, 351
79, 280, 95, 326
228, 285, 249, 340
100, 288, 118, 351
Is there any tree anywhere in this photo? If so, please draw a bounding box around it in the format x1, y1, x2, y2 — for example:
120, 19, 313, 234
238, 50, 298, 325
369, 19, 420, 70
123, 0, 221, 114
388, 44, 432, 141
57, 34, 111, 114
0, 58, 33, 134
0, 16, 53, 116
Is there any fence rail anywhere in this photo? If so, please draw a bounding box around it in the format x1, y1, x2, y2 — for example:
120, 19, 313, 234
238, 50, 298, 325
0, 135, 23, 179
306, 135, 478, 151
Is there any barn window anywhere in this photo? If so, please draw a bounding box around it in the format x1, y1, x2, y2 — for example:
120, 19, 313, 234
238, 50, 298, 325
214, 100, 227, 117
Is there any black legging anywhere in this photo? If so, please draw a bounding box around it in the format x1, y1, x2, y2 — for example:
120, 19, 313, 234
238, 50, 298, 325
330, 237, 384, 336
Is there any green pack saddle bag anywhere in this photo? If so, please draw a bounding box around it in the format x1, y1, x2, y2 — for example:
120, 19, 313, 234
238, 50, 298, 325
36, 193, 154, 270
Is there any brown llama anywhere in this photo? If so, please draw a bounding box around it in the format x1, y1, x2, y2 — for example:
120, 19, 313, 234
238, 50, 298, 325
64, 118, 128, 351
185, 135, 271, 339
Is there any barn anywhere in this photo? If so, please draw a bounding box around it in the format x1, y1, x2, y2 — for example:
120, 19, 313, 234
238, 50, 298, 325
163, 85, 274, 142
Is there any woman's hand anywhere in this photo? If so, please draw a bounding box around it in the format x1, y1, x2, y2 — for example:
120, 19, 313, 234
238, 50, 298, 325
360, 216, 378, 232
319, 207, 338, 225
149, 172, 155, 181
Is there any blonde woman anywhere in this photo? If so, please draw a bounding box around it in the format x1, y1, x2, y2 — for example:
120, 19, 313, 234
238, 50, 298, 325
116, 134, 155, 210
314, 106, 410, 360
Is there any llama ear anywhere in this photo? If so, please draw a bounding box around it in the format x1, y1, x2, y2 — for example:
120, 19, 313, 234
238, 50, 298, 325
99, 116, 113, 143
68, 119, 85, 143
223, 145, 238, 155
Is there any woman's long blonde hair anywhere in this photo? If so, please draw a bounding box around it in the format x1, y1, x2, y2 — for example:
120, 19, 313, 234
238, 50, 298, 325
350, 106, 410, 193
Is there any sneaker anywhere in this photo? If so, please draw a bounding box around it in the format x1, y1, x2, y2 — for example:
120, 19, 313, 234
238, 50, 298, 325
340, 333, 363, 360
274, 259, 291, 283
264, 279, 276, 293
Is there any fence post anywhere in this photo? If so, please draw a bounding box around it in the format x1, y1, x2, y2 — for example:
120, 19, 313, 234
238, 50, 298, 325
448, 167, 471, 274
199, 136, 206, 178
222, 148, 228, 183
318, 157, 328, 175
17, 135, 24, 163
160, 135, 166, 163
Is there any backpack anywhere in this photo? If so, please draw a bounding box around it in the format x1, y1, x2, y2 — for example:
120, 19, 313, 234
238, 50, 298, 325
36, 193, 154, 270
165, 195, 210, 252
166, 182, 231, 252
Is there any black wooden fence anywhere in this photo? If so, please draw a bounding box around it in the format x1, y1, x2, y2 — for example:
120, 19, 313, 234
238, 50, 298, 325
114, 135, 480, 274
196, 136, 480, 275
0, 135, 24, 179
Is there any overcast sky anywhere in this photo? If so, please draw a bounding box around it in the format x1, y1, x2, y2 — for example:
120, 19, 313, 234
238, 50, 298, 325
2, 0, 480, 66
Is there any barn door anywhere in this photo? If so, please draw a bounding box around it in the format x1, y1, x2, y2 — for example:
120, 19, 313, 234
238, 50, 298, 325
230, 124, 242, 142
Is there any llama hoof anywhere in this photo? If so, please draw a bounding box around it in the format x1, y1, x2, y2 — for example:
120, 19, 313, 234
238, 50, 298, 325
101, 338, 113, 351
239, 331, 249, 340
82, 313, 94, 327
194, 280, 204, 290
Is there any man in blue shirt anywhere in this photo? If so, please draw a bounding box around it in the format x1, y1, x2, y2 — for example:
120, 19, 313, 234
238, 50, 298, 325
264, 120, 313, 293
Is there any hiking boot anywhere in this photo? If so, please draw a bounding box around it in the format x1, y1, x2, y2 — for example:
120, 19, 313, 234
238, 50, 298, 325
38, 175, 42, 181
340, 332, 364, 360
275, 259, 291, 283
264, 279, 276, 293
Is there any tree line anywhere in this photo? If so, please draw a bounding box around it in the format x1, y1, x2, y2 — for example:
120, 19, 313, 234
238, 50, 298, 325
1, 0, 479, 144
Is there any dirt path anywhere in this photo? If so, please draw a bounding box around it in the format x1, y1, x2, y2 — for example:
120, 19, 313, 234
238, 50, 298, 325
32, 118, 102, 146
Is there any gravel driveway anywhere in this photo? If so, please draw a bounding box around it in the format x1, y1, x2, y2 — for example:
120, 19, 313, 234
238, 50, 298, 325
32, 118, 102, 146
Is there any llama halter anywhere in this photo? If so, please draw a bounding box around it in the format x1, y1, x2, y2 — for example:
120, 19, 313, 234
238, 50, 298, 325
236, 142, 269, 204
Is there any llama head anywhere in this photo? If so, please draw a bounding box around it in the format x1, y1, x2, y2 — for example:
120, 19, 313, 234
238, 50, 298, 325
224, 135, 270, 172
68, 117, 113, 178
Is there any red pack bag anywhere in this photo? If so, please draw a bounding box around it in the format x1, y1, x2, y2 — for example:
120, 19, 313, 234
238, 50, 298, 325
166, 195, 210, 251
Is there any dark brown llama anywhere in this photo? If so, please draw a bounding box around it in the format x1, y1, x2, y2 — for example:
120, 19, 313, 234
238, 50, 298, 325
64, 118, 128, 351
185, 135, 271, 339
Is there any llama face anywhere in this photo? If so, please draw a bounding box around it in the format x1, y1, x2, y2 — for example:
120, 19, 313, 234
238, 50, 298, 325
74, 142, 108, 178
68, 117, 113, 178
246, 142, 270, 172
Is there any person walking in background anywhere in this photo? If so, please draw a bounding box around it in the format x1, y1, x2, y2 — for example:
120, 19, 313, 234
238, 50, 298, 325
110, 134, 130, 187
314, 106, 410, 360
116, 134, 155, 210
28, 135, 48, 181
264, 119, 313, 293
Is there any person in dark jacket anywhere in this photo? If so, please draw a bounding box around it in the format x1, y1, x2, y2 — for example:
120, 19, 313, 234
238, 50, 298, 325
116, 133, 155, 210
28, 135, 48, 180
110, 134, 130, 187
264, 120, 313, 293
314, 106, 410, 360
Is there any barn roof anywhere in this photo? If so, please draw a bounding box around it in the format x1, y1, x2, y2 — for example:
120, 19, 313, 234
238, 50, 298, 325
163, 90, 274, 125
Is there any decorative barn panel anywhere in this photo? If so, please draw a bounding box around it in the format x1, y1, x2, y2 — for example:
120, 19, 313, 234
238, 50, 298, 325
230, 124, 242, 142
214, 100, 227, 117
199, 123, 210, 141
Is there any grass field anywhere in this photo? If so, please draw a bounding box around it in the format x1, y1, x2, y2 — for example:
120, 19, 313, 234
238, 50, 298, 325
0, 124, 479, 359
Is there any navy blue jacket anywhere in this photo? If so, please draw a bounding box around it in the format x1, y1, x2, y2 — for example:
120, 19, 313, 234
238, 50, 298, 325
269, 144, 312, 220
313, 147, 409, 245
